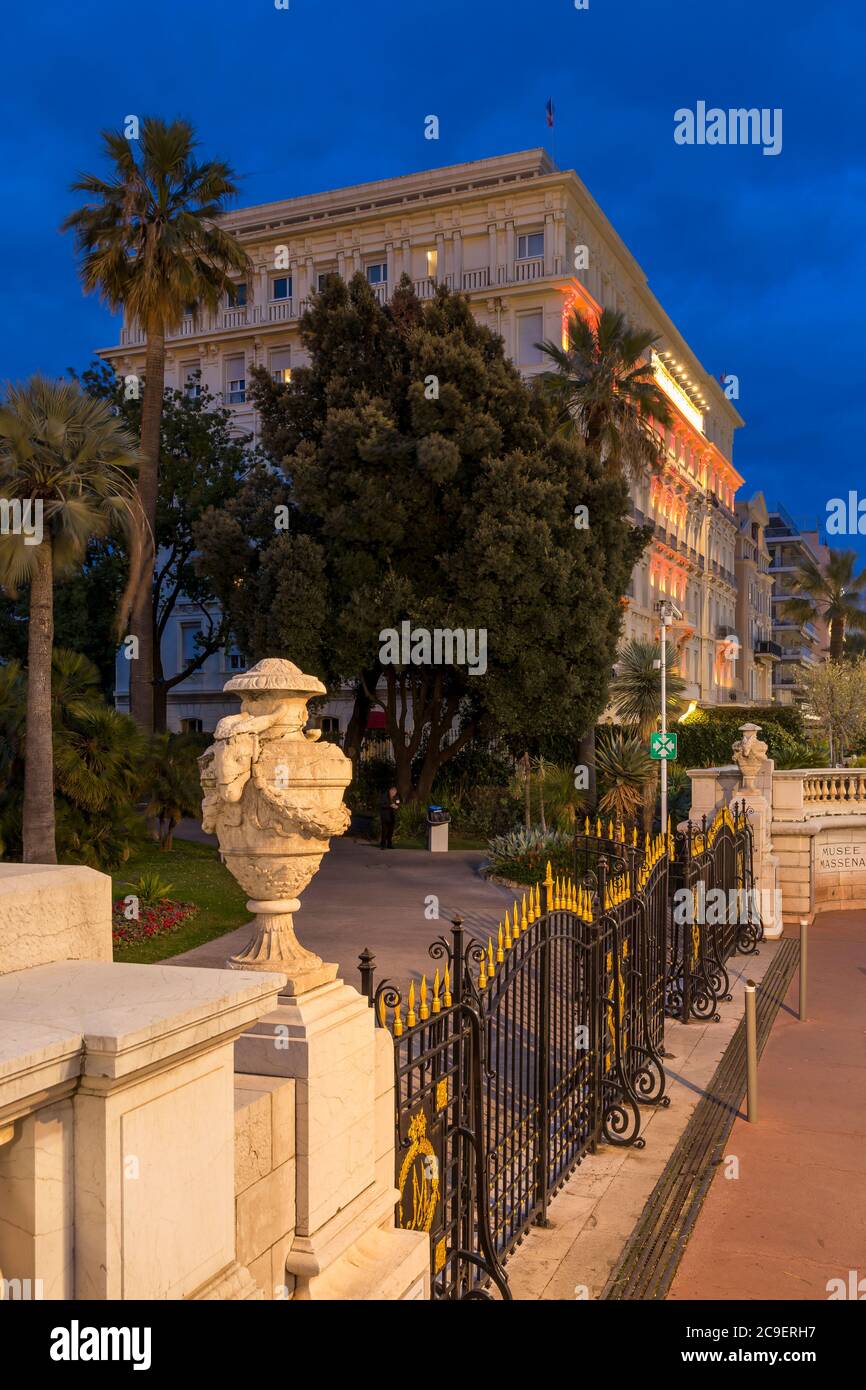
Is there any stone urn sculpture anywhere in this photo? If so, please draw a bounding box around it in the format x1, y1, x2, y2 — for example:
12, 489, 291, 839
198, 659, 352, 991
732, 722, 768, 793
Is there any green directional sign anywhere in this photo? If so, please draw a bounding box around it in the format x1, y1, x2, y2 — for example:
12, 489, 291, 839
650, 731, 678, 761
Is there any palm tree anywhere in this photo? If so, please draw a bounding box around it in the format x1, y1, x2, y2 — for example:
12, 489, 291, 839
62, 117, 250, 731
781, 548, 866, 661
609, 639, 687, 829
609, 639, 687, 738
538, 308, 674, 806
595, 731, 655, 824
538, 307, 672, 479
143, 731, 204, 850
0, 378, 141, 863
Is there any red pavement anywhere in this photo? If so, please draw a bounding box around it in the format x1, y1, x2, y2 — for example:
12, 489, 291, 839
669, 912, 866, 1301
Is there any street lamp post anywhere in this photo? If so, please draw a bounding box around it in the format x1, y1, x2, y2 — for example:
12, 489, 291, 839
655, 599, 682, 832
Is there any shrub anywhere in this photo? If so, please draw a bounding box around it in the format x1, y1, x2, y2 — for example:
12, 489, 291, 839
485, 826, 572, 885
677, 708, 819, 771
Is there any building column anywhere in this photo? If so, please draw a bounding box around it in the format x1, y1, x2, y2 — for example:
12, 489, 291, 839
544, 212, 555, 275
451, 229, 463, 289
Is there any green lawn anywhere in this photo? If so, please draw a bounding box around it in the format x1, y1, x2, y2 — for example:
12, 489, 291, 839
111, 832, 488, 964
111, 838, 248, 963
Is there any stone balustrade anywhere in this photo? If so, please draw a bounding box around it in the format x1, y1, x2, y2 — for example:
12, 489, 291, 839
688, 752, 866, 922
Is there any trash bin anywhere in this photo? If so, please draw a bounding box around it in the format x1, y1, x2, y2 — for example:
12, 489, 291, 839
427, 805, 450, 852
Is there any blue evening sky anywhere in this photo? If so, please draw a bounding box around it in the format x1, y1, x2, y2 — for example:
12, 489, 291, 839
1, 0, 864, 544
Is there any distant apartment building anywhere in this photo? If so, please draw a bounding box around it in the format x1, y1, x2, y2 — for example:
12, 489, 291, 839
733, 492, 777, 705
765, 504, 830, 704
101, 149, 758, 732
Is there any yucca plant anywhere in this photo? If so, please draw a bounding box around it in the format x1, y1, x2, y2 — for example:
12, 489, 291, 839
595, 731, 656, 825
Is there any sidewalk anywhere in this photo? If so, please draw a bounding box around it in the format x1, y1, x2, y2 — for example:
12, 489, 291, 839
668, 911, 866, 1301
170, 835, 517, 987
505, 939, 783, 1300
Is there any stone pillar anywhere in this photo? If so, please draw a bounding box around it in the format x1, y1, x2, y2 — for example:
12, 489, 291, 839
199, 658, 429, 1299
236, 977, 429, 1299
732, 723, 783, 939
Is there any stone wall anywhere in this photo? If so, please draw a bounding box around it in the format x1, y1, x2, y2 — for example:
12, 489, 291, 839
687, 745, 866, 923
234, 1074, 296, 1299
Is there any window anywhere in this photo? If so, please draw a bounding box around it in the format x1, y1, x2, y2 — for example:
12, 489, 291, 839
183, 303, 195, 317
271, 276, 292, 300
517, 232, 544, 260
182, 362, 201, 400
228, 281, 247, 307
366, 262, 387, 285
317, 270, 337, 291
517, 311, 544, 365
180, 718, 204, 734
225, 354, 246, 404
270, 348, 292, 385
226, 644, 247, 672
181, 625, 202, 664
425, 248, 438, 278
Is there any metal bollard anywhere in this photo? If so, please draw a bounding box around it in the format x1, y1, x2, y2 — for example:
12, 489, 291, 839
799, 917, 808, 1021
745, 980, 758, 1123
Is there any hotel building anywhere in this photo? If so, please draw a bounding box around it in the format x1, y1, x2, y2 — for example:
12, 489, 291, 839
101, 149, 764, 733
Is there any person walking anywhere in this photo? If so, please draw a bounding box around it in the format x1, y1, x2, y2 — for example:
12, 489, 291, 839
379, 786, 400, 849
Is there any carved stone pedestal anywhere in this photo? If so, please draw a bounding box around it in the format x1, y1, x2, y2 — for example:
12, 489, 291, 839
236, 979, 429, 1300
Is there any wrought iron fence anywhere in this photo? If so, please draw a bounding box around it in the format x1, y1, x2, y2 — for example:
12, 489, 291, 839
359, 828, 671, 1300
667, 801, 762, 1023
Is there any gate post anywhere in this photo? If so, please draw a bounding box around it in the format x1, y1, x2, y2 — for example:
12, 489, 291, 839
732, 724, 782, 939
534, 901, 551, 1227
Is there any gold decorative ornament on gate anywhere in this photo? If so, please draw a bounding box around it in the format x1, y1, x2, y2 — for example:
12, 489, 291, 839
398, 1108, 440, 1233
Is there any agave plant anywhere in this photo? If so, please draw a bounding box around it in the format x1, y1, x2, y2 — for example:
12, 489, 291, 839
486, 826, 572, 882
595, 731, 656, 825
124, 871, 176, 907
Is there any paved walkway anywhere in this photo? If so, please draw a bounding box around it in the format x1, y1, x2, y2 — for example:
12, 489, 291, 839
171, 835, 519, 990
668, 911, 866, 1302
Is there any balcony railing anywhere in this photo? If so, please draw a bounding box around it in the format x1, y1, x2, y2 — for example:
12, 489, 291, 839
115, 259, 566, 348
754, 639, 782, 660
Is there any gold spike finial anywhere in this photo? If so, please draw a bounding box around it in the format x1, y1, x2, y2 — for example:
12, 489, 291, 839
407, 980, 417, 1028
432, 969, 441, 1014
521, 893, 528, 933
444, 962, 452, 1007
419, 975, 429, 1021
393, 1002, 404, 1037
497, 923, 505, 963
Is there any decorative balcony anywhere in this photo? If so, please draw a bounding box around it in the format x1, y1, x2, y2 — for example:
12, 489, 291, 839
113, 259, 567, 351
754, 639, 782, 661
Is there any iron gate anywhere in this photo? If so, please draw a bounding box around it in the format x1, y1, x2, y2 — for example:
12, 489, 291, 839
359, 830, 671, 1299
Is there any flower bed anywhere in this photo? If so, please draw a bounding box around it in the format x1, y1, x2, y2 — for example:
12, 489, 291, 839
112, 898, 199, 947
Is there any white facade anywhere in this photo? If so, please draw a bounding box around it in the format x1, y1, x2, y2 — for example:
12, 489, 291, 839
101, 148, 755, 732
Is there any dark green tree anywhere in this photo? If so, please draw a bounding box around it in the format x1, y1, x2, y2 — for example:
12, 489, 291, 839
197, 275, 648, 802
77, 360, 258, 729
